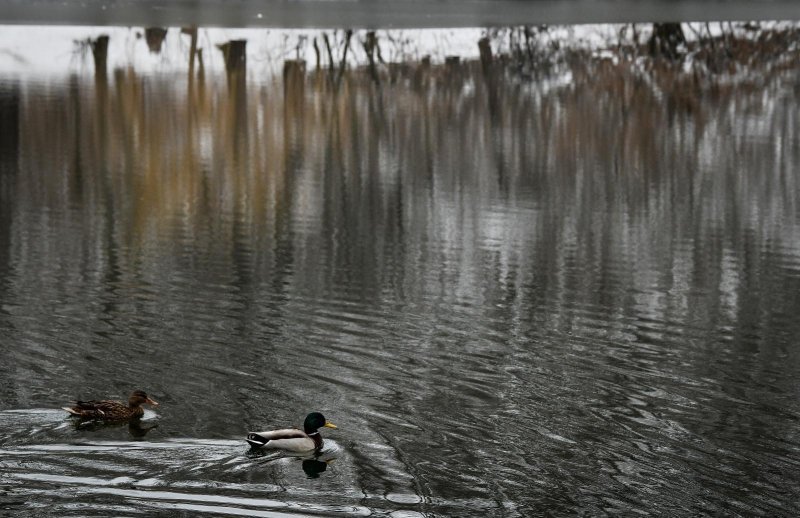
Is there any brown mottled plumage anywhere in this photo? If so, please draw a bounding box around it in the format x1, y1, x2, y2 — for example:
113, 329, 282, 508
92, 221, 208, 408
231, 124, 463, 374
63, 390, 159, 421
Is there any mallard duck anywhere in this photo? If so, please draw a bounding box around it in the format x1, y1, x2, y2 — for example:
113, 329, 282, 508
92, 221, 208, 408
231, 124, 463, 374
246, 412, 337, 452
63, 390, 159, 421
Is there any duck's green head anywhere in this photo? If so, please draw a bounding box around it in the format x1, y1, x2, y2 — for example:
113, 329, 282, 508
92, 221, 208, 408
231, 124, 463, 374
304, 412, 337, 434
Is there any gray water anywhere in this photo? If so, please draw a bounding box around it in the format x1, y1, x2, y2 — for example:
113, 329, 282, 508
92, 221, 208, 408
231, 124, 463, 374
3, 0, 800, 28
1, 37, 800, 516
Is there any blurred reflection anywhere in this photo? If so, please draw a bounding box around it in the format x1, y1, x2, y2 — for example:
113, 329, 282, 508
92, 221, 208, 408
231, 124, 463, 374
71, 417, 158, 439
0, 84, 19, 175
301, 458, 330, 478
6, 53, 795, 298
246, 445, 338, 478
144, 28, 168, 54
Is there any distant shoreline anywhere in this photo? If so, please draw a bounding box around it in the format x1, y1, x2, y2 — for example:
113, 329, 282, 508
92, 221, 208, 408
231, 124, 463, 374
1, 0, 800, 29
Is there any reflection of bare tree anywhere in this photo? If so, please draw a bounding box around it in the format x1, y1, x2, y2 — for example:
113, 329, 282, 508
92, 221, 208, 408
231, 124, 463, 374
217, 40, 249, 169
144, 27, 168, 54
182, 26, 199, 78
0, 84, 19, 177
90, 35, 109, 84
218, 40, 247, 75
362, 31, 381, 86
322, 30, 353, 92
0, 85, 19, 400
648, 23, 686, 58
8, 50, 799, 303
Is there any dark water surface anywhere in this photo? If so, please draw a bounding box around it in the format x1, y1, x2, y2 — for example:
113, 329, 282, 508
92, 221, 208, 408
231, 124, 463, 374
1, 43, 800, 516
3, 0, 800, 27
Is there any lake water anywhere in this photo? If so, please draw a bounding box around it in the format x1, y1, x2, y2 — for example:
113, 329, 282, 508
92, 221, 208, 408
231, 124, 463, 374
3, 0, 800, 27
1, 28, 800, 517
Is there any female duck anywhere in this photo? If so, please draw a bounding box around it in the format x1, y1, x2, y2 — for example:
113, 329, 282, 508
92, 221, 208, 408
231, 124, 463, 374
63, 390, 159, 421
247, 412, 337, 452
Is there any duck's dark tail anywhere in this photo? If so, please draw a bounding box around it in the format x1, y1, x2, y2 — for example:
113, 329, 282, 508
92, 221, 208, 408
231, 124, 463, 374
246, 433, 269, 448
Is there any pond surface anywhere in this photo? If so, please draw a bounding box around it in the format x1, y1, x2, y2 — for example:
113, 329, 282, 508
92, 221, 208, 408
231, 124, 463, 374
1, 37, 800, 516
3, 0, 800, 27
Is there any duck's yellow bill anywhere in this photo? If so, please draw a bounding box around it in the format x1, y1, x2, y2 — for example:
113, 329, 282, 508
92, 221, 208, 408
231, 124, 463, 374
146, 398, 159, 407
323, 421, 338, 429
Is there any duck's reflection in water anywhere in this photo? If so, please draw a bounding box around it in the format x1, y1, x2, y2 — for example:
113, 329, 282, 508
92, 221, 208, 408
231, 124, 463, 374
71, 417, 158, 439
247, 446, 338, 479
302, 458, 333, 478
